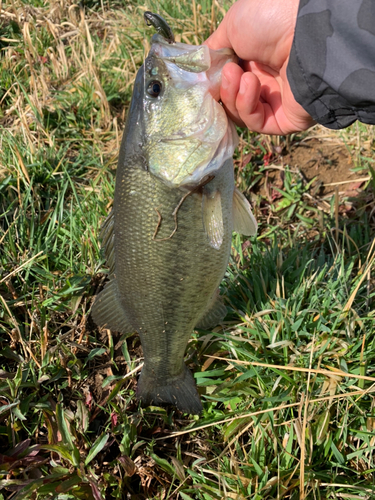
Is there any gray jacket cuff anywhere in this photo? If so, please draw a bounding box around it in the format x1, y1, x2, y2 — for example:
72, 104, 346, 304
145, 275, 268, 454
287, 0, 375, 129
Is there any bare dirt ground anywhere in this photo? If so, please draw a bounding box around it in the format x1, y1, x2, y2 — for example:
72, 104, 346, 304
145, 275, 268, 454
287, 139, 352, 191
285, 136, 368, 197
248, 127, 373, 217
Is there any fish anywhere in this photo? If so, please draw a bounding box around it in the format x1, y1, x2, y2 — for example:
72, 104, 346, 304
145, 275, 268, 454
91, 12, 257, 415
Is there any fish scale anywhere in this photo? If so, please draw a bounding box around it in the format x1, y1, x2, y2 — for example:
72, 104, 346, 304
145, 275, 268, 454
92, 14, 257, 414
114, 153, 234, 399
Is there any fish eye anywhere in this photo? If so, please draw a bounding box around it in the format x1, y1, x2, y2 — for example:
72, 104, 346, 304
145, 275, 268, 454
147, 80, 162, 98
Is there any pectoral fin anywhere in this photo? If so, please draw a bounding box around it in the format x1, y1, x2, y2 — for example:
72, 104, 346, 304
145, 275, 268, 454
232, 187, 258, 236
202, 189, 224, 249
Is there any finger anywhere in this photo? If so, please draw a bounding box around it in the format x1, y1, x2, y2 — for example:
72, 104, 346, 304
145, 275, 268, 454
235, 71, 287, 134
235, 72, 282, 134
219, 63, 246, 127
239, 80, 304, 135
204, 18, 231, 50
236, 71, 263, 126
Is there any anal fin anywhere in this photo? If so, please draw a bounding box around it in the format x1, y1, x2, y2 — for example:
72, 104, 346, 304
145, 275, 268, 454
195, 290, 227, 330
233, 187, 258, 236
91, 279, 134, 336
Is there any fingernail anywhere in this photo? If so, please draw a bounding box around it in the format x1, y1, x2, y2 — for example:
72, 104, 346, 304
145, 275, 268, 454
239, 77, 247, 95
221, 73, 229, 90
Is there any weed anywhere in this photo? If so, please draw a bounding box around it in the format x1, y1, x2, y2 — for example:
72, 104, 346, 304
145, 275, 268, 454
1, 1, 375, 499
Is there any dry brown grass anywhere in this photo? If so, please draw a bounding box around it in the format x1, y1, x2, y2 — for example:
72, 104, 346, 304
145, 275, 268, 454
1, 1, 375, 499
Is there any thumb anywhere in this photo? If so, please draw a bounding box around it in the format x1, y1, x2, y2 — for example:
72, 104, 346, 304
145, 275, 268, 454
204, 17, 232, 50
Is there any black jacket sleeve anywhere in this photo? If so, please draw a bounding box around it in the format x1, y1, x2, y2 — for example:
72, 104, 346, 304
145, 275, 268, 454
287, 0, 375, 129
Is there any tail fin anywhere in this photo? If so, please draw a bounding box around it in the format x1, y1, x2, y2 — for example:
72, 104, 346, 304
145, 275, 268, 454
137, 365, 203, 415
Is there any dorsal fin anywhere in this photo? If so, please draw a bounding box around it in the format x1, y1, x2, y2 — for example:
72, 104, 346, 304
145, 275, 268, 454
100, 211, 115, 274
91, 211, 134, 335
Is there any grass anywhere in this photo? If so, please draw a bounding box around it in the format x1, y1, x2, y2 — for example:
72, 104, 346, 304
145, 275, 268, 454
1, 0, 375, 499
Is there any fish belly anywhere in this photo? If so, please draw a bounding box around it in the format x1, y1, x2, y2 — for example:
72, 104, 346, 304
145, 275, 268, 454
95, 158, 234, 414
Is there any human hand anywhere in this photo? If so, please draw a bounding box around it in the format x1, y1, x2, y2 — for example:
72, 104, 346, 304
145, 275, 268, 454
205, 0, 315, 135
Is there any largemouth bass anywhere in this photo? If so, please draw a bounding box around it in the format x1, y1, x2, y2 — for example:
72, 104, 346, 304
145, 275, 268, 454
92, 13, 257, 414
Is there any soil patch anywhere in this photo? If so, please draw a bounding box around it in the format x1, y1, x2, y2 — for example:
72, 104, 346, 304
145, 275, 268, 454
252, 137, 370, 203
284, 138, 366, 196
